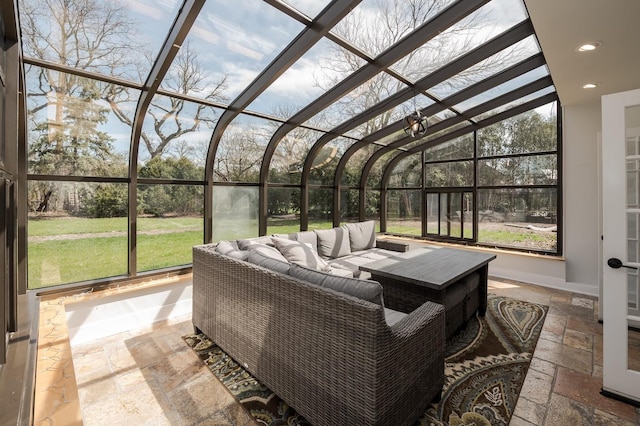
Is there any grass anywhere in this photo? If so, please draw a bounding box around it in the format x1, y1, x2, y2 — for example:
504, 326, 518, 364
26, 215, 557, 289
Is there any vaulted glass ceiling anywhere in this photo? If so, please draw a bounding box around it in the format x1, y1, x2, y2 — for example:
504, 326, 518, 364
19, 0, 559, 286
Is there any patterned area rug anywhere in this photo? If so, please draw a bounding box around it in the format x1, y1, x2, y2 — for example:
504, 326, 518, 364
183, 295, 547, 426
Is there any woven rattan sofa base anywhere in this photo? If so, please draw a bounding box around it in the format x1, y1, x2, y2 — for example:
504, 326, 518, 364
192, 245, 446, 426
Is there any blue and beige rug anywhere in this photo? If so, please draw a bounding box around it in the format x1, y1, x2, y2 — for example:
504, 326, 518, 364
183, 295, 547, 425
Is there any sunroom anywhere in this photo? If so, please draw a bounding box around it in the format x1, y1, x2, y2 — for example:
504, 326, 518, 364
1, 0, 639, 424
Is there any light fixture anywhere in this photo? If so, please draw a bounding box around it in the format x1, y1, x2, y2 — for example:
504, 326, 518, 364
403, 110, 428, 138
576, 41, 602, 52
582, 83, 598, 89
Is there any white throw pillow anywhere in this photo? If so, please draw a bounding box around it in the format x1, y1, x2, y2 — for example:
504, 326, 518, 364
271, 237, 331, 272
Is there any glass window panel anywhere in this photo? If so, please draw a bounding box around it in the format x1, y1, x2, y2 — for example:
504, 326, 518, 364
477, 188, 557, 252
280, 0, 332, 18
340, 189, 359, 222
214, 114, 280, 182
404, 121, 471, 151
27, 181, 128, 289
627, 135, 638, 156
332, 0, 456, 57
425, 161, 474, 187
390, 0, 528, 82
139, 95, 220, 179
478, 154, 557, 186
439, 193, 449, 236
308, 138, 358, 186
454, 65, 549, 112
162, 0, 304, 101
19, 0, 179, 82
628, 159, 640, 208
212, 186, 258, 241
340, 145, 383, 186
247, 38, 365, 118
450, 192, 462, 238
430, 36, 541, 99
387, 189, 421, 236
478, 102, 558, 156
425, 134, 474, 161
267, 187, 300, 234
388, 154, 422, 188
463, 192, 474, 239
137, 187, 203, 272
269, 129, 324, 184
365, 189, 381, 223
25, 66, 134, 177
308, 189, 333, 230
628, 213, 638, 241
426, 192, 439, 234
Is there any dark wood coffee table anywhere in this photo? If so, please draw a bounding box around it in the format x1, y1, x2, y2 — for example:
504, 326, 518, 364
360, 246, 496, 335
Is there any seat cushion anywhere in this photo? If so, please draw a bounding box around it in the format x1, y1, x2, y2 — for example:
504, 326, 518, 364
342, 220, 376, 251
314, 227, 351, 259
272, 237, 331, 271
289, 263, 383, 305
247, 249, 291, 275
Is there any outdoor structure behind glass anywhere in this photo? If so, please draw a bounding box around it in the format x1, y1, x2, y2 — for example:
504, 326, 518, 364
18, 0, 560, 289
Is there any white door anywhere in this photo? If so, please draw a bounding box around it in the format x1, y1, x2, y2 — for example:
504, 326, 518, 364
602, 88, 640, 404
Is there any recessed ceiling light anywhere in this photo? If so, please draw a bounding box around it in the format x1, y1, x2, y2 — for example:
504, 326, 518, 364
583, 83, 598, 89
576, 41, 602, 52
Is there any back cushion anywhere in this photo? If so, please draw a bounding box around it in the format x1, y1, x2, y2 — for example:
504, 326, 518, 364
247, 250, 291, 275
272, 237, 331, 272
252, 244, 288, 262
342, 220, 376, 251
289, 263, 383, 306
314, 227, 351, 259
293, 230, 318, 250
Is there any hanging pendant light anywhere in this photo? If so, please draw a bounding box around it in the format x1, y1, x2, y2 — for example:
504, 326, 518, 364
403, 110, 428, 138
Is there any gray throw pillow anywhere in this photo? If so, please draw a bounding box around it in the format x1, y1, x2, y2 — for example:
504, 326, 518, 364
251, 244, 288, 262
247, 250, 290, 275
272, 237, 331, 271
314, 227, 351, 259
216, 240, 250, 260
237, 236, 275, 250
342, 220, 376, 251
289, 263, 383, 305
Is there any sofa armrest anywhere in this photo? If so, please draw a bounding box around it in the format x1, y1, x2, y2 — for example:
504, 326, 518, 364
375, 239, 410, 252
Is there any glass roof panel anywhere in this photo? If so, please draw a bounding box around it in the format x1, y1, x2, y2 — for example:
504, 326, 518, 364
25, 65, 135, 177
305, 72, 408, 130
280, 0, 332, 19
404, 121, 471, 150
454, 65, 549, 112
428, 35, 541, 99
390, 0, 529, 83
341, 145, 383, 186
309, 137, 358, 186
470, 86, 556, 122
268, 129, 325, 184
138, 95, 222, 179
160, 0, 304, 101
19, 0, 180, 82
246, 38, 366, 119
343, 94, 434, 139
214, 114, 281, 182
331, 0, 456, 57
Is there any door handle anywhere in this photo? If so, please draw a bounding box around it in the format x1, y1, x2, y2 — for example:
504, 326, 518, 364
607, 258, 638, 270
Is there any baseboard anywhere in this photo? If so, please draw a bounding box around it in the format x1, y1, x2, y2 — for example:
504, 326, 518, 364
490, 267, 599, 297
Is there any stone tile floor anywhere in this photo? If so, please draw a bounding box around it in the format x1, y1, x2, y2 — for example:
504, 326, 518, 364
36, 278, 640, 425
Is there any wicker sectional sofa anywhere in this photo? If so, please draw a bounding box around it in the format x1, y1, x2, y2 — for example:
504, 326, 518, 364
192, 221, 445, 426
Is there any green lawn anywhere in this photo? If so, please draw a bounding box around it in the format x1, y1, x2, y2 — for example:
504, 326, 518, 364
27, 215, 557, 289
